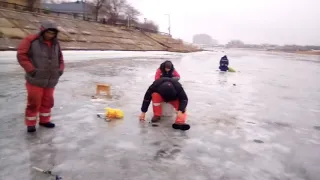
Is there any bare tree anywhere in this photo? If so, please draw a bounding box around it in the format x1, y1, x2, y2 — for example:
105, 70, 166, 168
104, 0, 126, 19
97, 0, 127, 25
89, 0, 158, 32
140, 20, 159, 32
91, 0, 107, 21
124, 3, 141, 21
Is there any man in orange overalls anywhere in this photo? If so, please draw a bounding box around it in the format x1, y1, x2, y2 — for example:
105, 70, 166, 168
17, 21, 64, 133
139, 78, 190, 130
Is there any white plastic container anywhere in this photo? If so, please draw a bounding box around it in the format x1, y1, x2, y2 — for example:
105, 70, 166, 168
161, 103, 176, 117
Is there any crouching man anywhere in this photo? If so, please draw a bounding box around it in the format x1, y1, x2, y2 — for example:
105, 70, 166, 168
139, 78, 190, 130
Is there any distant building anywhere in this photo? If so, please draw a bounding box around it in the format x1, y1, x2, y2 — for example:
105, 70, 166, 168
42, 1, 93, 19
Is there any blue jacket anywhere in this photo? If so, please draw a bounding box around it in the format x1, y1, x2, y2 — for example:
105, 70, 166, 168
220, 55, 229, 66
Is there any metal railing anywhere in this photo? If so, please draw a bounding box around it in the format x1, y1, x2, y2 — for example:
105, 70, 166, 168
0, 1, 170, 36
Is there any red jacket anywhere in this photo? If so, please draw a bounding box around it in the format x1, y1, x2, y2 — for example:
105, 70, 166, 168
17, 34, 64, 73
17, 21, 64, 88
155, 68, 180, 80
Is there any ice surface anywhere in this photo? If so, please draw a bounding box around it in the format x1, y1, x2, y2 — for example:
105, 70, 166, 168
0, 49, 320, 180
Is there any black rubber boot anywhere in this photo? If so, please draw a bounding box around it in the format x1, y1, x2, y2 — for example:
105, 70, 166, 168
151, 116, 161, 123
39, 122, 55, 128
172, 123, 190, 131
27, 126, 36, 133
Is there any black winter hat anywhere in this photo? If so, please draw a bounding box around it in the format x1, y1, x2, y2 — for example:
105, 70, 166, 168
158, 81, 177, 99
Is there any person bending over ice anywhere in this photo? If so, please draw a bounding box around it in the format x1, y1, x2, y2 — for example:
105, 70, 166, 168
139, 78, 190, 130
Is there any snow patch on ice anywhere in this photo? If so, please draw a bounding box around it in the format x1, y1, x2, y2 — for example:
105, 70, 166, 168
115, 141, 138, 150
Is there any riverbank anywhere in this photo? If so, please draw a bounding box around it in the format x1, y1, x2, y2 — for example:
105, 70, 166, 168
0, 8, 200, 53
221, 48, 320, 56
294, 50, 320, 55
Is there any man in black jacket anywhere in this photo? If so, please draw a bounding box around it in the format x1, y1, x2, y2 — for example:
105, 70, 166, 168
139, 78, 190, 130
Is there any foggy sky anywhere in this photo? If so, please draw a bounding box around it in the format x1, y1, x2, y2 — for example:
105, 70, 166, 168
128, 0, 320, 45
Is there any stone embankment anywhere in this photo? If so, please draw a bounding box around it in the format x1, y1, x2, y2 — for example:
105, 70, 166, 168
0, 8, 200, 52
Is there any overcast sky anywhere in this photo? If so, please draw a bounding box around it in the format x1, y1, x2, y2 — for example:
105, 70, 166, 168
127, 0, 320, 45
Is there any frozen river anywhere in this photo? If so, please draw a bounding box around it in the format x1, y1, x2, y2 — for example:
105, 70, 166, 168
0, 50, 320, 180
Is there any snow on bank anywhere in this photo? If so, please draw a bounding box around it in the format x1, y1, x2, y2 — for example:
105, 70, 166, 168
0, 50, 183, 63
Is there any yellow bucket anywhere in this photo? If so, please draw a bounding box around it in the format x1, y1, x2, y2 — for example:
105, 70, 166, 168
104, 108, 124, 119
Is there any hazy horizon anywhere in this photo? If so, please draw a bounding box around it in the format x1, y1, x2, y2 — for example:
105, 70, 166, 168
128, 0, 320, 46
46, 0, 320, 46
